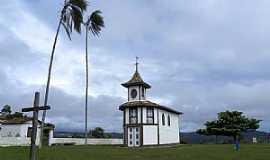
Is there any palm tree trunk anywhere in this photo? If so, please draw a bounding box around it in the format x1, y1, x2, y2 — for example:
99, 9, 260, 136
84, 24, 89, 145
40, 18, 62, 148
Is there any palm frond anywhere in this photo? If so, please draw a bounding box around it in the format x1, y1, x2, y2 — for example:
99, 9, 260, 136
87, 10, 104, 36
61, 0, 86, 38
69, 0, 87, 11
70, 5, 83, 33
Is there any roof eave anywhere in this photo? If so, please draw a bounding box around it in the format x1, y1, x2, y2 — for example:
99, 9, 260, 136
121, 82, 151, 89
119, 101, 182, 115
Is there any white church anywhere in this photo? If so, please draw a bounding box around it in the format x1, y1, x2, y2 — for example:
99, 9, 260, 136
119, 61, 182, 147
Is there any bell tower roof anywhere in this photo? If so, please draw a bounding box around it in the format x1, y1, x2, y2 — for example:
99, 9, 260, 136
121, 57, 151, 89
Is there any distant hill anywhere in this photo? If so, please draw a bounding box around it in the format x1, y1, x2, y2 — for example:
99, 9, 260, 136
181, 131, 270, 144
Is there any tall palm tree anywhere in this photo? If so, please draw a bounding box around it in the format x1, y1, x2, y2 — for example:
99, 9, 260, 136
40, 0, 87, 148
84, 10, 104, 144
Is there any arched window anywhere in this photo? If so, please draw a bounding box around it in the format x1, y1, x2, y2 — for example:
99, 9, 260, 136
168, 115, 171, 126
162, 114, 165, 126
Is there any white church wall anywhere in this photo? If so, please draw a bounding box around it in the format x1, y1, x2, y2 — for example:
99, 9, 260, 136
139, 86, 146, 100
154, 108, 158, 124
137, 107, 141, 123
125, 108, 129, 124
142, 107, 146, 123
159, 110, 180, 144
128, 86, 147, 101
143, 125, 158, 145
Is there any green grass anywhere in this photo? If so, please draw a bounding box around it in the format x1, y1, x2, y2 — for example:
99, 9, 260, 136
0, 144, 270, 160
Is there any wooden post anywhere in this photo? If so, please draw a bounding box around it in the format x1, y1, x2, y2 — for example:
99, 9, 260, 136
22, 92, 50, 160
30, 92, 39, 160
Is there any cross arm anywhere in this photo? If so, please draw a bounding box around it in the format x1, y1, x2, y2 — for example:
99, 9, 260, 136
22, 106, 51, 112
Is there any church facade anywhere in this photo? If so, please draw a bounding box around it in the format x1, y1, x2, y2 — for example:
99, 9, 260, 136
119, 63, 182, 147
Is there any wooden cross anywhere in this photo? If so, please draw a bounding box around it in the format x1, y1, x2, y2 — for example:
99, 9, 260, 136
22, 92, 50, 160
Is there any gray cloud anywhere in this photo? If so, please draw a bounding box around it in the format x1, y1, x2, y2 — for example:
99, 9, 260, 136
0, 0, 270, 132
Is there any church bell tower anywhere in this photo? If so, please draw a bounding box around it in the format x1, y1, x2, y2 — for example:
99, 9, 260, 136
121, 57, 151, 101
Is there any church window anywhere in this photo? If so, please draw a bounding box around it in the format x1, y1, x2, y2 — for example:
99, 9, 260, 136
162, 114, 165, 126
147, 108, 154, 124
131, 89, 137, 99
129, 108, 137, 124
168, 115, 171, 126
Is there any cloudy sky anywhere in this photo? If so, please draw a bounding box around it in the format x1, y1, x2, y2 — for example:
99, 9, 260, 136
0, 0, 270, 132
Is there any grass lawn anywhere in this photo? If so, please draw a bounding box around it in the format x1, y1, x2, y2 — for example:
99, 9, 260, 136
0, 144, 270, 160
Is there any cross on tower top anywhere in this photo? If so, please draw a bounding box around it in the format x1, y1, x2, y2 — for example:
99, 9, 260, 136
121, 56, 151, 89
135, 56, 139, 72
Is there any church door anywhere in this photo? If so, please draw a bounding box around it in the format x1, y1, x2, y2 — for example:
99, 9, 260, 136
128, 127, 140, 147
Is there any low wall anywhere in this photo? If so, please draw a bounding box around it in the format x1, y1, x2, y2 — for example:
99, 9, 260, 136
0, 137, 31, 146
51, 138, 123, 145
0, 137, 123, 146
